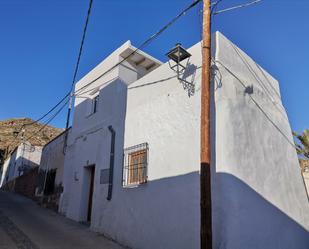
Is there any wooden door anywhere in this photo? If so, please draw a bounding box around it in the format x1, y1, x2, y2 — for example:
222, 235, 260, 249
87, 166, 95, 222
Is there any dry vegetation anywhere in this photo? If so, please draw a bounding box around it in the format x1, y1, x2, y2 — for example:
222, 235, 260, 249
0, 118, 63, 156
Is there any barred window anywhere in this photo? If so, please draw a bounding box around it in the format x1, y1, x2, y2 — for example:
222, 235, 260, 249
123, 143, 148, 186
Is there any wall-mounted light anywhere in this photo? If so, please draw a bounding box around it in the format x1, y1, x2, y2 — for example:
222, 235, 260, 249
166, 43, 191, 74
166, 43, 195, 96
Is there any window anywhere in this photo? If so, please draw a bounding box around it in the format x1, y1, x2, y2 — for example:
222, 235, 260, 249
123, 143, 148, 186
92, 95, 99, 114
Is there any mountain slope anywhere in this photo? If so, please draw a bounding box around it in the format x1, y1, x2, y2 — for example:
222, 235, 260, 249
0, 118, 63, 159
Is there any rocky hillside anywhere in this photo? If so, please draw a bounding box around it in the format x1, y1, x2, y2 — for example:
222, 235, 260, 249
0, 118, 63, 160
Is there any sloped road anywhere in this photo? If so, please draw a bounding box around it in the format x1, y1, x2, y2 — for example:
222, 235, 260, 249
0, 191, 125, 249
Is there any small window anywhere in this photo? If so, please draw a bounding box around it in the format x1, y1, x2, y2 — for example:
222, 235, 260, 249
123, 143, 148, 186
92, 95, 99, 114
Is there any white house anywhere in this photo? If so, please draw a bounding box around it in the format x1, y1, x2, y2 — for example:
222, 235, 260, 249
60, 32, 309, 249
0, 142, 42, 187
59, 41, 162, 218
36, 129, 69, 197
300, 160, 309, 196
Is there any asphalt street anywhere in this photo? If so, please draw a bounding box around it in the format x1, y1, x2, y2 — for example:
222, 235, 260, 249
0, 191, 125, 249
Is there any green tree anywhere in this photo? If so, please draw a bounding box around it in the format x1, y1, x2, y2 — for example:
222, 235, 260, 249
293, 130, 309, 173
293, 129, 309, 159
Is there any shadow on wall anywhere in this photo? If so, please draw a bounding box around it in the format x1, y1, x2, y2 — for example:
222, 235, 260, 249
211, 173, 309, 249
115, 172, 309, 249
1, 153, 38, 186
209, 65, 309, 249
67, 65, 309, 248
16, 157, 39, 175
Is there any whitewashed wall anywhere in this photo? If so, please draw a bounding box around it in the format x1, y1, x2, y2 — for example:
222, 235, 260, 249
39, 130, 67, 188
0, 153, 14, 187
59, 41, 161, 221
91, 42, 203, 249
303, 171, 309, 195
212, 32, 309, 249
0, 142, 42, 187
60, 32, 309, 249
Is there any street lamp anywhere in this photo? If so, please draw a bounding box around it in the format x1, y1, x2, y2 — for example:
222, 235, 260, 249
166, 43, 194, 95
166, 43, 191, 74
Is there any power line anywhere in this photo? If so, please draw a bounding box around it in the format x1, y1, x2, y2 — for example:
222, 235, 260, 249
6, 99, 69, 156
70, 0, 93, 92
213, 0, 262, 15
213, 59, 297, 150
73, 0, 202, 96
128, 75, 178, 90
23, 99, 69, 144
13, 93, 70, 135
63, 0, 94, 153
17, 0, 94, 136
7, 0, 202, 156
5, 93, 70, 153
228, 41, 289, 120
74, 77, 119, 97
211, 0, 223, 15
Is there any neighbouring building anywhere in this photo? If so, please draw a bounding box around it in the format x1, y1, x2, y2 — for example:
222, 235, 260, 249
0, 141, 42, 187
60, 32, 309, 249
300, 159, 309, 195
36, 129, 71, 210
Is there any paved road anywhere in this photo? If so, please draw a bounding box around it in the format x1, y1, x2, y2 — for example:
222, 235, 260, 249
0, 191, 125, 249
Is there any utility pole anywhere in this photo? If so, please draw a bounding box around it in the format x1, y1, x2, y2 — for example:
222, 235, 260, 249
200, 0, 212, 248
63, 92, 73, 154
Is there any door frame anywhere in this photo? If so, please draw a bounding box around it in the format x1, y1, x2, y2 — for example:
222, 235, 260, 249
85, 164, 95, 222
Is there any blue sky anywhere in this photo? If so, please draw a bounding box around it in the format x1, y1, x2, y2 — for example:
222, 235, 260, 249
0, 0, 308, 133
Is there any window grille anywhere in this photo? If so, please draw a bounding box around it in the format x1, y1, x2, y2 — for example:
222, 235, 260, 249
123, 143, 148, 186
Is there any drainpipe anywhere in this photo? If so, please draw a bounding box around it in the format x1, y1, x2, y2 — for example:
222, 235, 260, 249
42, 148, 50, 196
107, 125, 115, 201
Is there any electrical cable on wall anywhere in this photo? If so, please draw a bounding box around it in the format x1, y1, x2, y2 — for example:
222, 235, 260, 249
212, 59, 297, 150
5, 0, 203, 156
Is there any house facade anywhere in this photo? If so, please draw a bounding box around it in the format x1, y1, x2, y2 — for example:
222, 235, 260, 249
36, 129, 70, 209
0, 141, 42, 187
300, 159, 309, 195
59, 41, 162, 219
60, 32, 309, 249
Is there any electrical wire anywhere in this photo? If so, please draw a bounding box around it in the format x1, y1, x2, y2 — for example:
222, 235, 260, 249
63, 0, 94, 154
23, 99, 70, 143
212, 59, 297, 150
6, 0, 202, 156
70, 0, 93, 92
4, 93, 70, 154
16, 93, 70, 133
14, 0, 93, 140
228, 41, 288, 120
213, 0, 261, 15
73, 0, 202, 96
211, 0, 223, 15
74, 77, 119, 97
6, 99, 69, 156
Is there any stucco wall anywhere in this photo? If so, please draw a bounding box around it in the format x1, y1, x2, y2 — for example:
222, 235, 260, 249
0, 142, 42, 187
91, 42, 203, 249
60, 32, 309, 249
303, 171, 309, 195
60, 79, 128, 220
59, 41, 161, 219
39, 131, 67, 187
0, 154, 13, 187
212, 32, 309, 248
